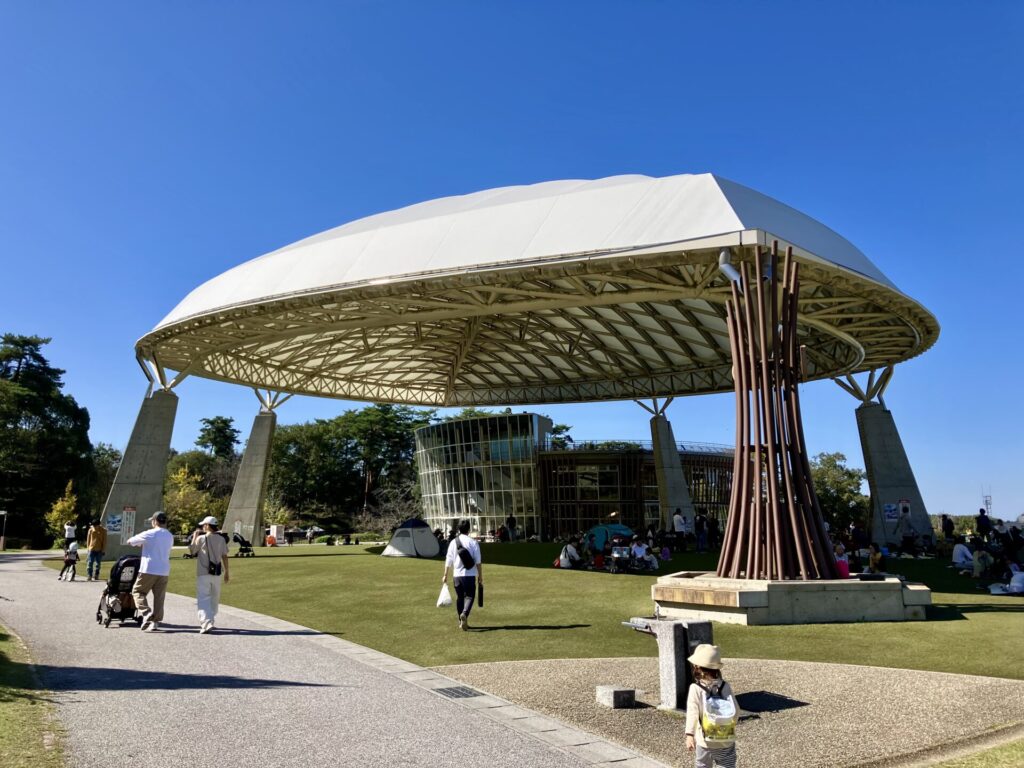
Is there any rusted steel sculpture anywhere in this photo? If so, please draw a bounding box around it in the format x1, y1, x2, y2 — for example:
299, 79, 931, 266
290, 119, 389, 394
717, 243, 838, 580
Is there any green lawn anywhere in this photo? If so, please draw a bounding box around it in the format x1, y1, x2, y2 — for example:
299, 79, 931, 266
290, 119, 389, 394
48, 544, 1024, 677
933, 739, 1024, 768
0, 625, 65, 768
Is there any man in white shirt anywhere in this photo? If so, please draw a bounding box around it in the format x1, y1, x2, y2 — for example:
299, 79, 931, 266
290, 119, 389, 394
672, 508, 687, 553
441, 519, 483, 631
127, 511, 175, 632
63, 520, 77, 549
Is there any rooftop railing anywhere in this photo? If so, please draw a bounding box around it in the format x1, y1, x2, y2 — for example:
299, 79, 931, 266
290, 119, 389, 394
540, 438, 733, 455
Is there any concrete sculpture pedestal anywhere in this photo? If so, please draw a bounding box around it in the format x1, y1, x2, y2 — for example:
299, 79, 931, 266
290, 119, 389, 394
652, 571, 930, 626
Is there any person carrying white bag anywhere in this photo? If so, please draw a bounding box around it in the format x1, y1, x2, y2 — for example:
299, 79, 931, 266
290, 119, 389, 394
440, 519, 483, 631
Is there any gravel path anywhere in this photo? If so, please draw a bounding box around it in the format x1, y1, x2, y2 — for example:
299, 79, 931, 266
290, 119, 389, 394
436, 657, 1024, 768
0, 555, 632, 768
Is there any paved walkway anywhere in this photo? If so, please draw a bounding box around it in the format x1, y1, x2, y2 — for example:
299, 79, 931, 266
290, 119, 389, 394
0, 554, 665, 768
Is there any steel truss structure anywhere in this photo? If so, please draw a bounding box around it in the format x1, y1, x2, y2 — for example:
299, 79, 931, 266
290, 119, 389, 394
717, 244, 838, 580
136, 237, 937, 406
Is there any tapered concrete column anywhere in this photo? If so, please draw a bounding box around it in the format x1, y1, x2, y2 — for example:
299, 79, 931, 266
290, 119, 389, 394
856, 403, 930, 547
639, 398, 695, 530
835, 367, 930, 547
101, 389, 178, 559
223, 410, 277, 548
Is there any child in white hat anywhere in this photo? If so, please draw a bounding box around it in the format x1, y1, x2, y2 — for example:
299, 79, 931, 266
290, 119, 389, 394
685, 644, 739, 768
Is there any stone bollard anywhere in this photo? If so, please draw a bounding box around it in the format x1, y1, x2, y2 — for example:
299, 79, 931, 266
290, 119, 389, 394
625, 617, 712, 711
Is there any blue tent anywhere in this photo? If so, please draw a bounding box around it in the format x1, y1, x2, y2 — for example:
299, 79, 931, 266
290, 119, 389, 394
585, 523, 635, 552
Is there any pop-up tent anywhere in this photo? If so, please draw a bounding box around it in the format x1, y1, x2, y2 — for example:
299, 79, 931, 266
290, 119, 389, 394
382, 519, 441, 558
585, 523, 635, 552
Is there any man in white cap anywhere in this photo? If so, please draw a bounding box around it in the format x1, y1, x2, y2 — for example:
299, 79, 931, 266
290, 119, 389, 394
127, 511, 175, 632
188, 515, 230, 634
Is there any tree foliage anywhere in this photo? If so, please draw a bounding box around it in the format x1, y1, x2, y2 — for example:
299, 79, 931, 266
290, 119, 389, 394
810, 451, 870, 531
45, 480, 77, 540
0, 334, 93, 545
266, 404, 433, 530
162, 465, 226, 535
196, 416, 240, 460
548, 423, 573, 450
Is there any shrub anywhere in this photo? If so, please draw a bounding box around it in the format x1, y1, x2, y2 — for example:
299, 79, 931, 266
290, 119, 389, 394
316, 535, 334, 545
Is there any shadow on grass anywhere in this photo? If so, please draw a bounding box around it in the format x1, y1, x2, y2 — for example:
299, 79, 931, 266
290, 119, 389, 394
469, 623, 591, 632
928, 602, 1024, 621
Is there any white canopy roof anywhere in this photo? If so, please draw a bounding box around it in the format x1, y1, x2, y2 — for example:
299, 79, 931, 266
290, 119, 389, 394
139, 173, 938, 405
158, 173, 896, 328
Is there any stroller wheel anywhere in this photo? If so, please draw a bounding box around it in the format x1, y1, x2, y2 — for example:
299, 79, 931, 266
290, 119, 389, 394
103, 617, 112, 627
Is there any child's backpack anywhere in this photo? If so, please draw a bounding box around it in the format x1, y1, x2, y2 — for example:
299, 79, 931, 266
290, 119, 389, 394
700, 685, 737, 748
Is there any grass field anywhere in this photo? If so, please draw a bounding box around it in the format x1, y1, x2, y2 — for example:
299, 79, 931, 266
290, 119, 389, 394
47, 543, 1024, 677
934, 739, 1024, 768
0, 626, 65, 768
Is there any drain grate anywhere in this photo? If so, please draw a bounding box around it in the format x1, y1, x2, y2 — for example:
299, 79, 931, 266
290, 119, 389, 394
435, 685, 483, 699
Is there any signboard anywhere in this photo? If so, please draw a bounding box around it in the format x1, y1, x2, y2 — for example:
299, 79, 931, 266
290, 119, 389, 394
107, 513, 122, 535
121, 506, 136, 544
883, 503, 899, 521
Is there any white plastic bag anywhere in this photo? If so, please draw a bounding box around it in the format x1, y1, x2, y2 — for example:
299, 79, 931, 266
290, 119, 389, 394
436, 583, 453, 607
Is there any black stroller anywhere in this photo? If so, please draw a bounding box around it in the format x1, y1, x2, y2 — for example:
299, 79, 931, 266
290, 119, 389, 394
232, 532, 255, 557
95, 554, 144, 628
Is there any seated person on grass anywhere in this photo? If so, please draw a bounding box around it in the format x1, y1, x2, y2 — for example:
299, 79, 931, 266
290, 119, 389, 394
972, 539, 995, 579
865, 542, 885, 574
559, 538, 583, 569
631, 537, 659, 570
951, 536, 974, 570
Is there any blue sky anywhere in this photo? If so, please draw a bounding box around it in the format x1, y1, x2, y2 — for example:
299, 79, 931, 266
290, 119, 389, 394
1, 2, 1021, 519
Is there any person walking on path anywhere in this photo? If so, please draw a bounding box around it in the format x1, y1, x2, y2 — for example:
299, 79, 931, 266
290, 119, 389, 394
85, 519, 107, 581
441, 519, 482, 631
685, 644, 739, 768
58, 541, 80, 581
127, 511, 174, 632
188, 515, 230, 634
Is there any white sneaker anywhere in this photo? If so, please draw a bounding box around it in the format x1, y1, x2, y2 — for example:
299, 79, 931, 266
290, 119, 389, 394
145, 621, 159, 632
199, 622, 211, 634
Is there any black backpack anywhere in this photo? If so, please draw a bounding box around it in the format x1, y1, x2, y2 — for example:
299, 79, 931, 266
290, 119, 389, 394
455, 536, 476, 569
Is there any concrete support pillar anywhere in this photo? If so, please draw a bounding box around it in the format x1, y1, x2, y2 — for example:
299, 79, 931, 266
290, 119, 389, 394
223, 410, 277, 549
856, 402, 930, 547
101, 389, 178, 559
650, 413, 695, 530
835, 367, 930, 548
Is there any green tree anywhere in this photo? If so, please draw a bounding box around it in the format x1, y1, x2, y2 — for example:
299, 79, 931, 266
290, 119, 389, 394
195, 416, 240, 460
548, 423, 573, 450
266, 404, 434, 530
0, 334, 92, 545
85, 442, 122, 516
809, 452, 870, 532
162, 465, 224, 535
441, 407, 494, 421
45, 480, 77, 541
166, 448, 238, 499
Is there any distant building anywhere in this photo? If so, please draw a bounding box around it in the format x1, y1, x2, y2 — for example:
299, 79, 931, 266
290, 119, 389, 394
415, 413, 733, 538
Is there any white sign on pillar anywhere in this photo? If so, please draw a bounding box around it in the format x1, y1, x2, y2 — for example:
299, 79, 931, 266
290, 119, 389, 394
121, 507, 137, 544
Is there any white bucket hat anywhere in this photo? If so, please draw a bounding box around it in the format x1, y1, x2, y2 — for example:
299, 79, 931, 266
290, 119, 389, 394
687, 643, 724, 670
199, 516, 219, 527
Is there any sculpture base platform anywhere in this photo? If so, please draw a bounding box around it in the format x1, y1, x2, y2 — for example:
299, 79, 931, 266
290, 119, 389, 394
652, 571, 930, 626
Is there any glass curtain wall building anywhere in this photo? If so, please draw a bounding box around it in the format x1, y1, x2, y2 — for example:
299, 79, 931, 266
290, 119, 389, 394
416, 413, 734, 540
415, 413, 552, 537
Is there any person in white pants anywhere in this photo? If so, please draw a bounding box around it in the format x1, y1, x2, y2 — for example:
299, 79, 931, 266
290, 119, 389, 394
189, 515, 230, 634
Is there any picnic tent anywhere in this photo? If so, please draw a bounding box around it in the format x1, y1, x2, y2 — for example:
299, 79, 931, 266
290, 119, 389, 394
382, 519, 440, 558
585, 523, 635, 552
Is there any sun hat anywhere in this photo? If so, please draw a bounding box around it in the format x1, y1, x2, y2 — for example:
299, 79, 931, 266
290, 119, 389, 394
687, 643, 724, 670
199, 516, 219, 527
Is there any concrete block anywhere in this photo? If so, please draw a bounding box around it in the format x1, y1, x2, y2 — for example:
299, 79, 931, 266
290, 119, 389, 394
596, 686, 635, 708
